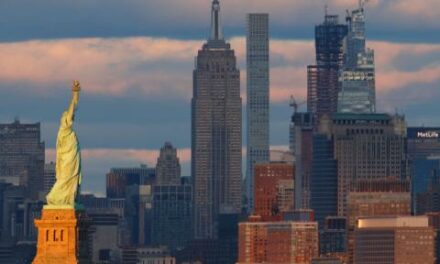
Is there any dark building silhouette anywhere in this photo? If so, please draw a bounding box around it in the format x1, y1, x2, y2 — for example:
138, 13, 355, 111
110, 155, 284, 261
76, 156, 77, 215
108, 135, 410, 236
151, 185, 193, 250
292, 112, 314, 209
106, 165, 155, 199
407, 127, 440, 214
310, 134, 338, 229
320, 217, 347, 261
0, 120, 45, 199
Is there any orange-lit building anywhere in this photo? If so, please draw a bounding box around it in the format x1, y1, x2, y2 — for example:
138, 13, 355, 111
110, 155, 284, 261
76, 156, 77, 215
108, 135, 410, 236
346, 178, 411, 262
238, 221, 318, 264
254, 162, 294, 221
354, 216, 436, 264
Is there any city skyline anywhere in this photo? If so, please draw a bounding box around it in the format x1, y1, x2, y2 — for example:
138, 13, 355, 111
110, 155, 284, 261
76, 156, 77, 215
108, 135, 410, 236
0, 0, 439, 196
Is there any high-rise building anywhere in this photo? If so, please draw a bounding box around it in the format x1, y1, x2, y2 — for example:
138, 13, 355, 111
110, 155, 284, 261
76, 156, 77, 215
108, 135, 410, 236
43, 162, 56, 195
155, 142, 181, 186
337, 58, 375, 113
344, 6, 366, 68
338, 5, 376, 114
151, 185, 193, 250
354, 216, 436, 264
407, 127, 440, 213
320, 217, 347, 262
292, 112, 314, 209
192, 0, 242, 239
318, 113, 409, 216
407, 127, 440, 159
254, 162, 294, 221
246, 13, 270, 213
81, 195, 124, 263
106, 165, 155, 199
416, 171, 440, 214
307, 15, 348, 123
347, 178, 411, 229
137, 247, 175, 264
310, 133, 338, 228
238, 221, 319, 264
0, 120, 45, 199
124, 184, 153, 246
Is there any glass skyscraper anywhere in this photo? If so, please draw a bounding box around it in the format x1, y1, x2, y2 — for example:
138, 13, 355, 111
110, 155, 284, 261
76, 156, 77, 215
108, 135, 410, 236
338, 5, 376, 114
246, 13, 270, 213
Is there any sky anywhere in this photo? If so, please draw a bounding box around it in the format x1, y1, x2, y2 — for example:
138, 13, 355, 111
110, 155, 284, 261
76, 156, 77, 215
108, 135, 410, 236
0, 0, 439, 195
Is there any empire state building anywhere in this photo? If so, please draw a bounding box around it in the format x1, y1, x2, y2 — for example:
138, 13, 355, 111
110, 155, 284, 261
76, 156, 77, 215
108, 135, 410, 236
191, 0, 242, 239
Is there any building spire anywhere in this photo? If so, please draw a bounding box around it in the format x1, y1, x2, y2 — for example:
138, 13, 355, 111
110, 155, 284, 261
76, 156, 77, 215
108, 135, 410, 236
210, 0, 223, 40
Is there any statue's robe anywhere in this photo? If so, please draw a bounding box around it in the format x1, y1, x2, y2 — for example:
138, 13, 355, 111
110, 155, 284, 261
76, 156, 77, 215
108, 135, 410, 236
46, 110, 81, 207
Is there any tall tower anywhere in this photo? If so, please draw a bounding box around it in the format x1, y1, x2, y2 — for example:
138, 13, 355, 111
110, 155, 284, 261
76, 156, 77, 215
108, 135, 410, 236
307, 14, 348, 125
192, 0, 242, 239
338, 4, 376, 114
246, 13, 270, 213
156, 142, 181, 186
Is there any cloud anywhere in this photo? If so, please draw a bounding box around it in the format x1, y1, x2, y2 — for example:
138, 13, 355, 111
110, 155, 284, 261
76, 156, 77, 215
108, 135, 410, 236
0, 37, 200, 99
393, 0, 440, 21
0, 0, 438, 42
46, 147, 191, 166
1, 37, 439, 107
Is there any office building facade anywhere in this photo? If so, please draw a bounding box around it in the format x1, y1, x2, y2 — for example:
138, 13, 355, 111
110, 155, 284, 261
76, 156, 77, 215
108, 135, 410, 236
151, 185, 193, 250
246, 13, 270, 213
192, 0, 242, 239
238, 221, 319, 264
0, 120, 45, 199
310, 133, 338, 228
292, 112, 314, 209
354, 216, 436, 264
156, 142, 181, 186
407, 127, 440, 213
319, 113, 409, 216
43, 162, 56, 196
106, 165, 155, 199
254, 162, 294, 221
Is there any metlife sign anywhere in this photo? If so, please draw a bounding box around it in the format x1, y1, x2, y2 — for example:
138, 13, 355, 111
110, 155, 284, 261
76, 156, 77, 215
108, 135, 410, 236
417, 131, 440, 138
408, 127, 440, 140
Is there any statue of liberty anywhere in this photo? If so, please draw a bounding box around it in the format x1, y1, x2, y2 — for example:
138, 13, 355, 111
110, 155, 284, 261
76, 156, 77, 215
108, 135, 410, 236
46, 81, 82, 208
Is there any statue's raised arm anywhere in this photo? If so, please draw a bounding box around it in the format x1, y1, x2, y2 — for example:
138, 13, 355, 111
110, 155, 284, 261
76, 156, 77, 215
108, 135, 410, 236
64, 80, 81, 127
46, 81, 82, 208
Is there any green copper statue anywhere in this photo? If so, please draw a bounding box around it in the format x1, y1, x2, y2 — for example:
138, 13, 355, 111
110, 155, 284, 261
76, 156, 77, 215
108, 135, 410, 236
46, 81, 82, 208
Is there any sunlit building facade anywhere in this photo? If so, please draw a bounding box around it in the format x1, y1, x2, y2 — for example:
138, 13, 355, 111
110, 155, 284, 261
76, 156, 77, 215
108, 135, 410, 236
354, 216, 436, 264
238, 221, 319, 264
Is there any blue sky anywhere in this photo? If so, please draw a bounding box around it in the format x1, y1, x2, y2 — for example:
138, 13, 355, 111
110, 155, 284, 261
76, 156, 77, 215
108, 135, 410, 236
0, 0, 439, 195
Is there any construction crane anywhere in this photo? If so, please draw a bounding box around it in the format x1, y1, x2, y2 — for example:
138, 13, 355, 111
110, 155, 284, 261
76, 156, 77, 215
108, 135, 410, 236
289, 96, 306, 114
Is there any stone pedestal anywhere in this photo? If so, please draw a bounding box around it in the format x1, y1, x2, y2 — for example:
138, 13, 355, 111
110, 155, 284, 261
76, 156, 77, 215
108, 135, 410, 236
33, 208, 91, 264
